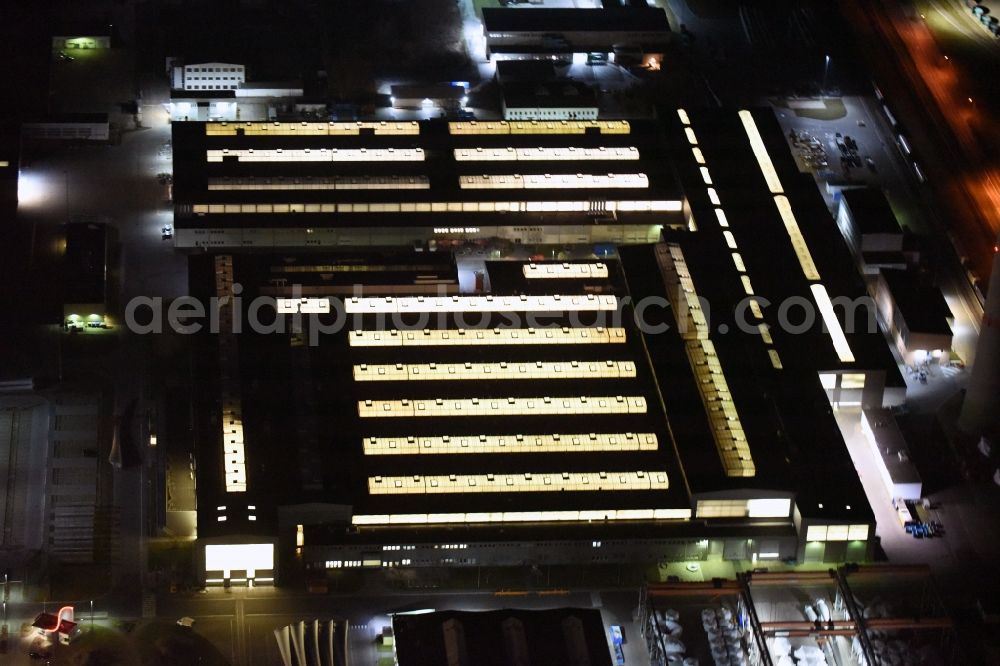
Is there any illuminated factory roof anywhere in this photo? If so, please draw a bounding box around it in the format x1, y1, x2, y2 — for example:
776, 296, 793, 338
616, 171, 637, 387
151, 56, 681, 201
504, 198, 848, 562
171, 119, 682, 231
190, 252, 693, 540
187, 108, 900, 546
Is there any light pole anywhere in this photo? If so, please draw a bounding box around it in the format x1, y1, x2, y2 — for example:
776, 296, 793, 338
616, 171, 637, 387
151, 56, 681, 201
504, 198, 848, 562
90, 599, 94, 631
822, 55, 831, 95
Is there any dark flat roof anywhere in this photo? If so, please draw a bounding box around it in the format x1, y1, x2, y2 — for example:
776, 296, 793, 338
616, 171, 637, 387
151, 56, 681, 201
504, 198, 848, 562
391, 84, 465, 99
63, 222, 106, 305
880, 269, 953, 336
841, 188, 902, 236
482, 7, 670, 33
502, 82, 597, 109
496, 60, 558, 83
393, 609, 612, 666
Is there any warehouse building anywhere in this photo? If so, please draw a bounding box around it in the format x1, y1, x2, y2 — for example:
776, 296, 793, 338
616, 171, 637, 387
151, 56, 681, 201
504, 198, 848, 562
186, 107, 905, 585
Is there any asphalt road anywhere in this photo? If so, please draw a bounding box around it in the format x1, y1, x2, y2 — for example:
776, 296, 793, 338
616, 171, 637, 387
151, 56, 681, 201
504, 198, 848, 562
842, 0, 1000, 285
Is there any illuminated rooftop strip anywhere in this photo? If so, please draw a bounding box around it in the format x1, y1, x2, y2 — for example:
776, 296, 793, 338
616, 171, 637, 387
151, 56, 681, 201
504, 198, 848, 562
207, 176, 430, 191
349, 326, 626, 347
810, 284, 856, 363
358, 395, 647, 418
738, 110, 784, 194
523, 262, 609, 279
206, 148, 424, 162
368, 470, 668, 495
685, 127, 698, 145
458, 173, 648, 190
222, 409, 246, 492
449, 120, 630, 135
352, 507, 691, 525
768, 350, 784, 369
353, 360, 636, 382
677, 108, 691, 125
276, 298, 330, 314
344, 294, 617, 314
692, 147, 706, 164
205, 121, 420, 136
715, 208, 729, 227
700, 167, 713, 185
773, 195, 821, 281
687, 339, 756, 477
656, 244, 709, 340
215, 255, 247, 493
454, 146, 640, 161
363, 432, 658, 455
191, 200, 682, 215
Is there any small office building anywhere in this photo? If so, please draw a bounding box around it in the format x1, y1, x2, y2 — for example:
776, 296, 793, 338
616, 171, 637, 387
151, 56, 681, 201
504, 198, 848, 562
875, 269, 953, 365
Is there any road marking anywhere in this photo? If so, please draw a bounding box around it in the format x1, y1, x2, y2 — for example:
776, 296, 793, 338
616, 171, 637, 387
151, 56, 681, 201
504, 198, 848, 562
234, 597, 247, 666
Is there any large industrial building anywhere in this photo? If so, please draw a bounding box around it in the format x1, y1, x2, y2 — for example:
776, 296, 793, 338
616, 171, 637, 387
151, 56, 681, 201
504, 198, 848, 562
182, 107, 904, 587
170, 118, 684, 249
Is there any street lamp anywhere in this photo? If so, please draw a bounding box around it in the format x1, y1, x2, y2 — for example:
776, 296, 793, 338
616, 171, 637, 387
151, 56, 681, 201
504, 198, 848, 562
90, 599, 94, 631
822, 55, 831, 95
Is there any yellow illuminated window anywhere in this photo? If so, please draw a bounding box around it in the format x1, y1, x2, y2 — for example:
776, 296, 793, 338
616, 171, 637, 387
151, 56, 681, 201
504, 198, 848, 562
819, 373, 837, 389
747, 498, 791, 518
738, 110, 783, 194
841, 373, 866, 389
523, 263, 609, 279
454, 146, 640, 161
806, 525, 828, 541
826, 525, 849, 541
459, 173, 648, 190
206, 147, 425, 162
358, 395, 647, 418
811, 284, 856, 363
344, 294, 618, 314
448, 120, 630, 135
206, 120, 420, 136
696, 500, 748, 518
351, 507, 691, 526
207, 175, 430, 191
368, 470, 668, 495
349, 327, 627, 347
848, 524, 869, 540
192, 200, 682, 215
353, 360, 636, 382
774, 196, 821, 281
364, 432, 658, 455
